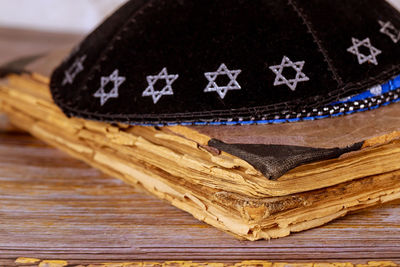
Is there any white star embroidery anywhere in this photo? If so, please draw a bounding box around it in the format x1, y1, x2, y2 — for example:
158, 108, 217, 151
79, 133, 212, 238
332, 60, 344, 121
347, 37, 381, 65
379, 20, 400, 43
142, 67, 179, 104
93, 69, 126, 106
62, 55, 86, 85
269, 56, 309, 91
204, 63, 241, 99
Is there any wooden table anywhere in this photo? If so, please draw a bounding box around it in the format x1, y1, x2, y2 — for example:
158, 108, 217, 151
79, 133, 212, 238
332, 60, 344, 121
1, 28, 400, 266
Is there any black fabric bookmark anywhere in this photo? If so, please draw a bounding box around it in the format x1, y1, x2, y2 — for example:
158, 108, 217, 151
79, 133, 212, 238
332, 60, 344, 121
208, 139, 364, 180
0, 53, 45, 78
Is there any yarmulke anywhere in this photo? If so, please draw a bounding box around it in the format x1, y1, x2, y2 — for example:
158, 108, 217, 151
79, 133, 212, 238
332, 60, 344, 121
50, 0, 400, 126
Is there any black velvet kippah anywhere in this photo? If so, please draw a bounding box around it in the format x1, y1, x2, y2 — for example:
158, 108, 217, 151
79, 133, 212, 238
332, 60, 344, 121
50, 0, 400, 126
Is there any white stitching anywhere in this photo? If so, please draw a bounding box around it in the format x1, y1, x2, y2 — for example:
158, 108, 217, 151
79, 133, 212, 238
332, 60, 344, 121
269, 56, 309, 91
379, 20, 400, 43
142, 67, 179, 104
93, 69, 126, 106
204, 63, 242, 99
347, 37, 381, 65
62, 55, 86, 86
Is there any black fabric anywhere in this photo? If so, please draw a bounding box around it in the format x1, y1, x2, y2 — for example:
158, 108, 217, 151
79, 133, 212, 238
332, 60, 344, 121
50, 0, 400, 125
208, 139, 364, 180
0, 53, 45, 78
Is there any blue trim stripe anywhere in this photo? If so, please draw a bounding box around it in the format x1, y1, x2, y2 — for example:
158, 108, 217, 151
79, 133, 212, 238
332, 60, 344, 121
332, 75, 400, 105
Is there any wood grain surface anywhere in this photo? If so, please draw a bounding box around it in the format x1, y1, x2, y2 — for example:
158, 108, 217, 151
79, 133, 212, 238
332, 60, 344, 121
1, 27, 400, 265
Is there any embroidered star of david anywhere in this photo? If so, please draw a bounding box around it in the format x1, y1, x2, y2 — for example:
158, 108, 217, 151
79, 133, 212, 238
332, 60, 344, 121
142, 67, 179, 104
204, 63, 242, 99
269, 56, 309, 91
93, 69, 126, 106
347, 37, 382, 65
379, 20, 400, 43
62, 55, 86, 85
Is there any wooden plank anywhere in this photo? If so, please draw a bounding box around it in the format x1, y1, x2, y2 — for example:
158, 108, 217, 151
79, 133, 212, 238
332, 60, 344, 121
0, 117, 400, 263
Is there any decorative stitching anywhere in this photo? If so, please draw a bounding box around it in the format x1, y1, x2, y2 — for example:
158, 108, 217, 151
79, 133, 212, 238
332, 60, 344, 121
62, 74, 400, 126
269, 56, 309, 91
62, 55, 86, 85
50, 0, 400, 126
93, 69, 126, 106
142, 67, 179, 104
287, 0, 343, 85
53, 68, 400, 125
204, 63, 241, 99
347, 37, 382, 65
379, 20, 400, 43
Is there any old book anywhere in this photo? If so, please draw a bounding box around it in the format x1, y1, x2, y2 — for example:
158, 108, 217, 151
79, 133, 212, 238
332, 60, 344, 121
1, 0, 400, 240
1, 67, 400, 240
